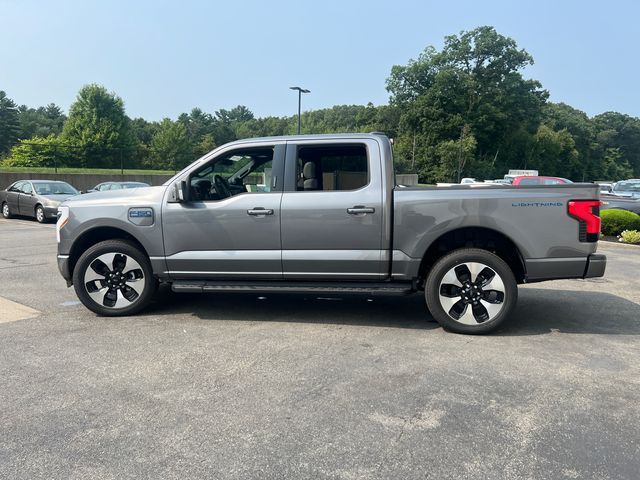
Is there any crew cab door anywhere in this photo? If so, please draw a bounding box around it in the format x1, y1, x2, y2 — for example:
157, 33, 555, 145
280, 139, 385, 280
161, 143, 285, 279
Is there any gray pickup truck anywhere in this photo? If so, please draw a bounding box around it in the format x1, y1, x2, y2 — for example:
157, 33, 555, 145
56, 133, 606, 334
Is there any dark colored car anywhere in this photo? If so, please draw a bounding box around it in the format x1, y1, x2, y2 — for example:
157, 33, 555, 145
512, 176, 573, 186
1, 180, 79, 223
86, 181, 150, 193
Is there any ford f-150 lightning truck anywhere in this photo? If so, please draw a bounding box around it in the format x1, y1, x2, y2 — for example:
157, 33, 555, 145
56, 133, 606, 334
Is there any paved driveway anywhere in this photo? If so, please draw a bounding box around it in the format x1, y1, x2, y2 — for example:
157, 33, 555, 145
0, 218, 639, 479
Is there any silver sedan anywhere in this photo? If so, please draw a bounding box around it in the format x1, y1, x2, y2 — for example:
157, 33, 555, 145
0, 180, 79, 223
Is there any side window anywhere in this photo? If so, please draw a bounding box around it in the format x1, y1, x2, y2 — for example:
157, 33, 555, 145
97, 184, 109, 191
518, 178, 538, 185
22, 183, 33, 194
296, 144, 369, 191
109, 184, 122, 190
9, 182, 24, 192
189, 146, 275, 201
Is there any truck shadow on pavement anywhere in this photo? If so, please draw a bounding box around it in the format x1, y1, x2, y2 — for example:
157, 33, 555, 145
145, 286, 640, 336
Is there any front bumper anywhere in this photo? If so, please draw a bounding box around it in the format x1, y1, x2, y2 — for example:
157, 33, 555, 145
44, 206, 60, 219
524, 253, 606, 282
57, 255, 72, 286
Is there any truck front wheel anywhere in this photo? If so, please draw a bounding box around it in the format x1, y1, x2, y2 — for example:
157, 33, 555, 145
425, 248, 517, 334
73, 239, 158, 316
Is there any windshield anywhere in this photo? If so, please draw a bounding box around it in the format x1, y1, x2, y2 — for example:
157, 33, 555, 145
34, 182, 78, 195
613, 181, 640, 193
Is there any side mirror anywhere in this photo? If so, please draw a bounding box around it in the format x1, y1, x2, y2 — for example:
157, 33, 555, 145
176, 179, 190, 202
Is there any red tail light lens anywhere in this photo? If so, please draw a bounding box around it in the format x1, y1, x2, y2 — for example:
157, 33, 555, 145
568, 200, 601, 242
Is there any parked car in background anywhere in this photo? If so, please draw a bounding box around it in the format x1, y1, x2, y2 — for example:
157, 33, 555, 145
609, 179, 640, 199
1, 180, 79, 223
601, 191, 640, 214
512, 176, 572, 186
86, 181, 150, 193
595, 182, 614, 194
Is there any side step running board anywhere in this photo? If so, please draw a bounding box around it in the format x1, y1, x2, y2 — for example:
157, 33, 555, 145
171, 280, 414, 295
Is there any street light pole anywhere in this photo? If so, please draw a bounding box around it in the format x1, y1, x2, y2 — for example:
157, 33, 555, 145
290, 86, 310, 134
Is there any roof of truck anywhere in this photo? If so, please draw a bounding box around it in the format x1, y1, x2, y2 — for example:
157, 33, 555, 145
226, 132, 390, 145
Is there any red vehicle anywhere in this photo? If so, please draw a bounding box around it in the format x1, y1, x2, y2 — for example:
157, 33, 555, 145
512, 176, 573, 186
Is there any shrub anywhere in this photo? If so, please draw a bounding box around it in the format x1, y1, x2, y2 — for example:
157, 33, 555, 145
600, 209, 640, 236
619, 230, 640, 245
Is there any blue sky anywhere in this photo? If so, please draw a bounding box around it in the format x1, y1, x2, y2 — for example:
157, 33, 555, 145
1, 0, 638, 120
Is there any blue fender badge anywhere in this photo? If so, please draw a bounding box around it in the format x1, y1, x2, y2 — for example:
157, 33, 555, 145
128, 207, 154, 225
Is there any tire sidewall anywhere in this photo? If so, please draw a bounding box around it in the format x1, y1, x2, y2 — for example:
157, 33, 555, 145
73, 240, 156, 316
2, 202, 10, 219
425, 248, 517, 334
35, 206, 45, 223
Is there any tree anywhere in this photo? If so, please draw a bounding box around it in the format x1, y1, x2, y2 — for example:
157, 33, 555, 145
62, 84, 134, 168
386, 26, 548, 182
149, 118, 192, 170
2, 135, 74, 168
0, 91, 20, 156
18, 103, 66, 139
592, 112, 640, 176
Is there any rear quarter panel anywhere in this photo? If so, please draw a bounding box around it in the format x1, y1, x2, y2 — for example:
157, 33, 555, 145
393, 184, 600, 262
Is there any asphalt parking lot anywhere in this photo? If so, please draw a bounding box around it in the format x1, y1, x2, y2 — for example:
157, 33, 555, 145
0, 217, 639, 480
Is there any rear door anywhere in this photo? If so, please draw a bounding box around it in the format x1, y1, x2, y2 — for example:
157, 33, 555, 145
280, 138, 385, 280
6, 181, 24, 214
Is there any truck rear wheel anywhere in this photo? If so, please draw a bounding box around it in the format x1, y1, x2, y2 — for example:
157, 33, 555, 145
73, 239, 157, 316
425, 248, 517, 334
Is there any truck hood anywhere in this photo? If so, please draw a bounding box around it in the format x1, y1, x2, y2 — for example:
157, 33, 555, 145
63, 186, 167, 207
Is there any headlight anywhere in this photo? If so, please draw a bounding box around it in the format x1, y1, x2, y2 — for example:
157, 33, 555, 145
56, 206, 70, 243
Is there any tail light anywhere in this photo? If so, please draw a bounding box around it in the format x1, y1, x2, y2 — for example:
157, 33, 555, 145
568, 200, 601, 242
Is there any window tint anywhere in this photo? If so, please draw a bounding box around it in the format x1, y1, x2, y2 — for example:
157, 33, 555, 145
22, 183, 33, 194
296, 144, 368, 191
189, 147, 275, 201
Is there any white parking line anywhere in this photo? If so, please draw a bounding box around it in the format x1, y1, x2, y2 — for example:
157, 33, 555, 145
0, 297, 40, 323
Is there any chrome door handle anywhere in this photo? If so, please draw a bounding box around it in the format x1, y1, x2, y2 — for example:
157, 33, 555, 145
347, 206, 375, 215
247, 208, 274, 216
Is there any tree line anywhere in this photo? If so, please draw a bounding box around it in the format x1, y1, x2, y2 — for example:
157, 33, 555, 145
1, 26, 639, 182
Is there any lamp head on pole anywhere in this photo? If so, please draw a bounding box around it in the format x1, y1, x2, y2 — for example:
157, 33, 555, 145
290, 86, 310, 94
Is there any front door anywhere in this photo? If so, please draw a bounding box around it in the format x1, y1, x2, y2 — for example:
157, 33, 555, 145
280, 139, 385, 280
18, 181, 37, 216
162, 143, 285, 280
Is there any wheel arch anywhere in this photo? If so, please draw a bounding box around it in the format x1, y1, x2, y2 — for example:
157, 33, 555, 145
418, 226, 526, 284
68, 226, 149, 279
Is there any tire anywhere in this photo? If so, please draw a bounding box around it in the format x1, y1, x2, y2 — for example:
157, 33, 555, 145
73, 239, 158, 316
425, 248, 517, 334
35, 205, 46, 223
1, 202, 11, 219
